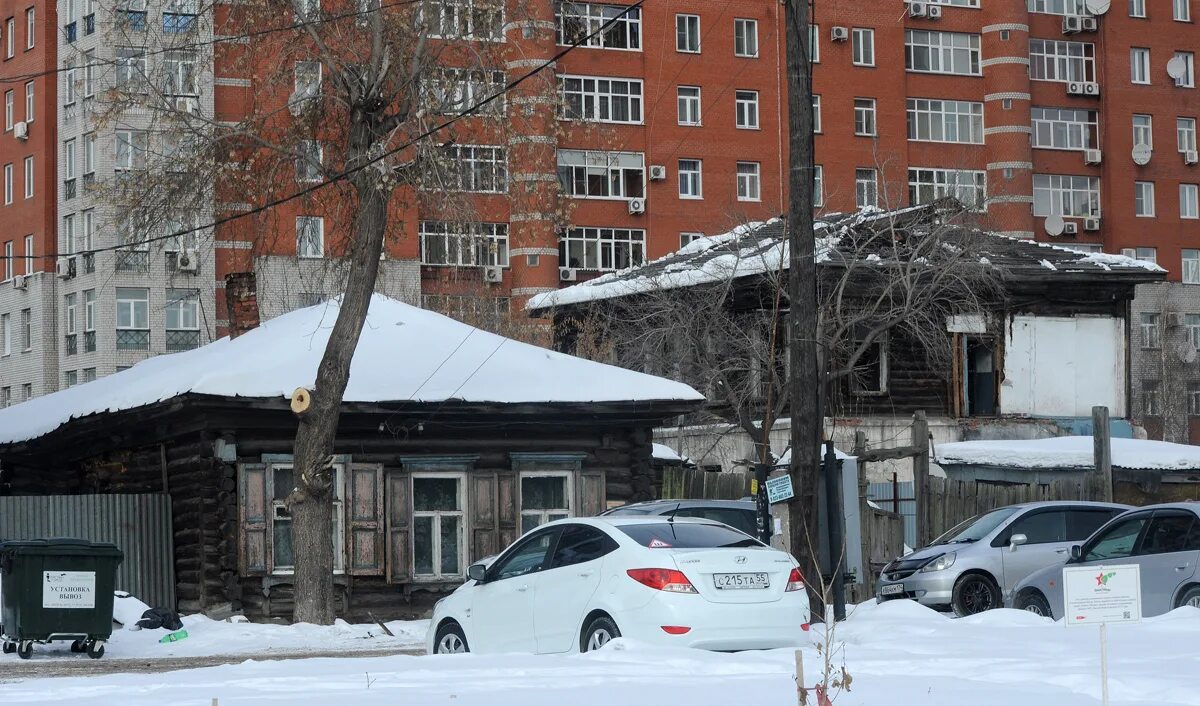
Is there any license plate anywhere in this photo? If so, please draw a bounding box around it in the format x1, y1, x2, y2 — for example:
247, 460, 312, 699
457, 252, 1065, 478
880, 583, 905, 596
713, 572, 769, 590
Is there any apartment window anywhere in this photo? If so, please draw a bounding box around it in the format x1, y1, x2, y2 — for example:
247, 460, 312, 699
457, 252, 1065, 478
1179, 118, 1198, 152
814, 165, 824, 207
906, 98, 983, 144
1132, 114, 1153, 149
61, 213, 75, 254
1135, 181, 1156, 216
426, 67, 505, 116
165, 289, 200, 352
3, 90, 10, 130
116, 48, 147, 91
734, 18, 757, 57
23, 156, 31, 199
296, 140, 322, 183
115, 130, 148, 171
63, 371, 78, 389
1121, 247, 1157, 264
24, 7, 32, 49
84, 289, 95, 331
1033, 174, 1100, 217
163, 0, 199, 31
23, 80, 31, 121
1173, 52, 1196, 88
435, 144, 506, 193
162, 50, 198, 96
23, 234, 31, 274
680, 232, 704, 248
1028, 0, 1089, 13
676, 14, 699, 53
557, 149, 644, 199
1029, 39, 1096, 83
1141, 312, 1162, 349
905, 30, 981, 76
421, 0, 502, 40
2, 240, 9, 279
1176, 0, 1192, 21
63, 139, 76, 200
856, 168, 878, 208
519, 473, 572, 532
294, 61, 321, 105
852, 28, 875, 66
809, 24, 819, 62
735, 90, 759, 129
19, 308, 29, 350
21, 383, 30, 400
0, 387, 9, 407
115, 288, 149, 351
1129, 0, 1146, 16
4, 163, 11, 205
83, 132, 95, 178
80, 368, 94, 383
677, 86, 700, 125
812, 95, 821, 133
412, 475, 466, 579
1131, 48, 1151, 84
1031, 107, 1098, 150
678, 159, 702, 199
736, 161, 761, 201
559, 227, 645, 270
0, 313, 8, 355
419, 221, 509, 267
556, 2, 641, 50
854, 98, 876, 136
63, 61, 75, 104
558, 75, 643, 124
296, 216, 324, 258
1182, 184, 1200, 219
908, 168, 987, 210
1143, 381, 1161, 416
5, 18, 13, 58
1185, 249, 1200, 283
65, 293, 77, 341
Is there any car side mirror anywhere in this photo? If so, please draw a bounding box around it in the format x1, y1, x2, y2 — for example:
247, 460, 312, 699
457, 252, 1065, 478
1009, 533, 1027, 552
467, 563, 488, 583
1069, 545, 1082, 561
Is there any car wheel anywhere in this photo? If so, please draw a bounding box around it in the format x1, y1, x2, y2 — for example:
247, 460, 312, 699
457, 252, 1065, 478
433, 622, 470, 655
952, 574, 1000, 617
1177, 585, 1200, 609
581, 615, 620, 652
1015, 591, 1052, 618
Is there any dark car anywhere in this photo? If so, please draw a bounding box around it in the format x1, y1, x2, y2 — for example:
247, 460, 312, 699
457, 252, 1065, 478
599, 499, 764, 537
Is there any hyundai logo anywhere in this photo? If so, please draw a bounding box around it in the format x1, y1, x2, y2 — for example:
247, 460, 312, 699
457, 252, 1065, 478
734, 555, 747, 564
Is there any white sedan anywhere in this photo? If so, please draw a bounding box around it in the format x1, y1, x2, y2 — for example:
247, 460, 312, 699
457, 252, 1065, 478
426, 517, 810, 655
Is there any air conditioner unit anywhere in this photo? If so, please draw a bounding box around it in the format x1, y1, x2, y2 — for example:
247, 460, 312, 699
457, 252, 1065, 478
1062, 221, 1079, 235
1084, 217, 1101, 231
482, 265, 503, 283
831, 26, 849, 41
628, 198, 646, 214
1168, 312, 1186, 328
1185, 150, 1200, 165
927, 4, 943, 19
1067, 81, 1086, 95
11, 274, 25, 289
908, 1, 928, 18
1084, 149, 1102, 165
176, 248, 200, 273
648, 165, 667, 181
55, 257, 74, 279
1084, 81, 1101, 96
559, 267, 578, 282
13, 121, 28, 140
1081, 16, 1098, 31
174, 96, 198, 114
1062, 15, 1083, 33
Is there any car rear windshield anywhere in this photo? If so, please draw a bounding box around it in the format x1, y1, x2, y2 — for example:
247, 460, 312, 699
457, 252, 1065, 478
618, 522, 763, 549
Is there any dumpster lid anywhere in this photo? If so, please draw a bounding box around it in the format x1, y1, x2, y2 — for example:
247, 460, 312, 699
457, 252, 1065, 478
0, 537, 123, 557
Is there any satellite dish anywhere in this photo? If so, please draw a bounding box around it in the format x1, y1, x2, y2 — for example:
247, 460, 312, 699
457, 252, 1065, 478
1178, 340, 1198, 365
1044, 214, 1065, 237
1132, 144, 1153, 166
1168, 56, 1188, 80
1085, 0, 1110, 15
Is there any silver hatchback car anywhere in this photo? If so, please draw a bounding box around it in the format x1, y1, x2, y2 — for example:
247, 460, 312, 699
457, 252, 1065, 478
876, 500, 1130, 616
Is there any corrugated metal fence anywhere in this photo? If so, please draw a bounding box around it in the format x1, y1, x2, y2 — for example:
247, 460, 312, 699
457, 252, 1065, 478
867, 481, 916, 548
0, 494, 175, 609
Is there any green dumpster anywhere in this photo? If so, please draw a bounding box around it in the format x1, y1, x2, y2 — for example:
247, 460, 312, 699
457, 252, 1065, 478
0, 538, 124, 660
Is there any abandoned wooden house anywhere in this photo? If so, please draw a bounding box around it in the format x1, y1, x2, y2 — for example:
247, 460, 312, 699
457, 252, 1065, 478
0, 295, 702, 620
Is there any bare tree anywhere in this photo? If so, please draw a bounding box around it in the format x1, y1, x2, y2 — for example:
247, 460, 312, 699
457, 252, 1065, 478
1133, 287, 1200, 443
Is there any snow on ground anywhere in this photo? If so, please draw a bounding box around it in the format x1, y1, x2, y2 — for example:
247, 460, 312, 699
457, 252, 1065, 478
4, 600, 1199, 706
935, 435, 1200, 471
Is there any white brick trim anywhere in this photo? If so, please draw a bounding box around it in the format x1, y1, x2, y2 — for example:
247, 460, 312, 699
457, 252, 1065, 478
512, 286, 556, 296
214, 77, 251, 88
987, 161, 1033, 170
503, 20, 556, 33
510, 212, 557, 222
215, 240, 254, 249
506, 59, 555, 70
982, 23, 1029, 33
992, 230, 1035, 239
507, 135, 557, 145
510, 247, 558, 256
984, 92, 1030, 102
985, 125, 1033, 136
511, 173, 560, 183
987, 195, 1035, 204
981, 57, 1030, 68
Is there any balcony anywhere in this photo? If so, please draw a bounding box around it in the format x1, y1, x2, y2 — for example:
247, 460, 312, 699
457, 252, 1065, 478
163, 12, 197, 32
64, 21, 77, 42
115, 250, 149, 272
166, 329, 200, 352
84, 13, 95, 35
84, 330, 96, 353
116, 329, 149, 351
65, 334, 77, 356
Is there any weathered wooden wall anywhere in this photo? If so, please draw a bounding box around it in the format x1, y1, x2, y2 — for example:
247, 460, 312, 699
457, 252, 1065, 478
924, 475, 1111, 540
659, 467, 751, 500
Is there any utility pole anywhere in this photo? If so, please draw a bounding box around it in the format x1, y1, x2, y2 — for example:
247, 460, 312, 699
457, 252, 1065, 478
784, 0, 822, 619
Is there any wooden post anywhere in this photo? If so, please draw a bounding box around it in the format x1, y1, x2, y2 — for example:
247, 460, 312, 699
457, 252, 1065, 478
1092, 405, 1113, 502
912, 410, 931, 546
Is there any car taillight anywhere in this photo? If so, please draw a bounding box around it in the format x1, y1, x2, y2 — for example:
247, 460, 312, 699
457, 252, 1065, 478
660, 625, 691, 635
785, 567, 805, 592
626, 568, 698, 594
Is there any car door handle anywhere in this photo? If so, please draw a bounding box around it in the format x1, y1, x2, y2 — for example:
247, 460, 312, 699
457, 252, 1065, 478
1175, 565, 1191, 572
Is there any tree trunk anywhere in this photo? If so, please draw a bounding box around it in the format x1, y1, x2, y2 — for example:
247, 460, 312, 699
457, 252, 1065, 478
289, 119, 391, 625
783, 0, 823, 619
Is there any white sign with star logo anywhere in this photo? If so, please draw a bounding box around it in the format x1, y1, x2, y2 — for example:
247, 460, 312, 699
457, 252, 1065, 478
1063, 564, 1142, 627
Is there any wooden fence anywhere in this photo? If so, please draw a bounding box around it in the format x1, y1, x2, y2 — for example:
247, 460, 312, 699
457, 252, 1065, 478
925, 475, 1109, 540
660, 467, 752, 500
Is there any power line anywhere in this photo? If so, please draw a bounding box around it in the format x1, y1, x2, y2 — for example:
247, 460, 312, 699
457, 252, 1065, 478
1, 0, 648, 262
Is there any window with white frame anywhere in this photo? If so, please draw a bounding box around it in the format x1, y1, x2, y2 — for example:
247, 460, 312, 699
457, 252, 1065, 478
1179, 117, 1198, 151
907, 98, 983, 143
115, 130, 148, 171
1143, 381, 1162, 416
558, 75, 642, 123
555, 1, 641, 50
852, 27, 875, 66
295, 140, 322, 182
82, 210, 94, 252
734, 18, 757, 57
115, 48, 146, 91
437, 144, 506, 193
419, 221, 509, 266
1187, 315, 1200, 351
1173, 51, 1196, 87
2, 241, 10, 280
856, 168, 878, 208
520, 473, 572, 533
1135, 181, 1156, 216
557, 149, 644, 199
61, 213, 75, 254
267, 463, 347, 574
1182, 184, 1200, 219
736, 161, 760, 201
905, 30, 981, 76
84, 289, 95, 333
162, 50, 197, 95
735, 90, 759, 129
1185, 249, 1200, 283
23, 156, 31, 199
559, 226, 645, 270
296, 216, 323, 258
3, 163, 11, 204
812, 94, 821, 132
678, 159, 701, 198
809, 23, 819, 62
1130, 0, 1147, 16
854, 98, 876, 136
412, 474, 466, 579
62, 61, 76, 105
116, 287, 149, 332
1133, 114, 1153, 148
1175, 0, 1191, 21
1031, 107, 1098, 150
3, 90, 11, 131
1131, 47, 1151, 84
676, 13, 699, 53
23, 234, 31, 274
23, 81, 32, 121
1141, 312, 1162, 349
83, 132, 95, 178
83, 51, 96, 98
25, 7, 33, 49
1033, 174, 1101, 217
421, 0, 502, 40
427, 67, 505, 116
294, 60, 321, 103
1029, 39, 1096, 83
814, 164, 824, 207
64, 371, 77, 389
0, 313, 7, 355
677, 85, 700, 125
1121, 247, 1157, 264
1027, 0, 1089, 13
908, 168, 986, 210
680, 232, 704, 248
165, 289, 200, 339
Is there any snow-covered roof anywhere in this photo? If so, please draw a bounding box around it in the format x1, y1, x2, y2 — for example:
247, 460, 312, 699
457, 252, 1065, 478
935, 436, 1200, 471
651, 443, 683, 462
526, 203, 1164, 312
0, 295, 704, 446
